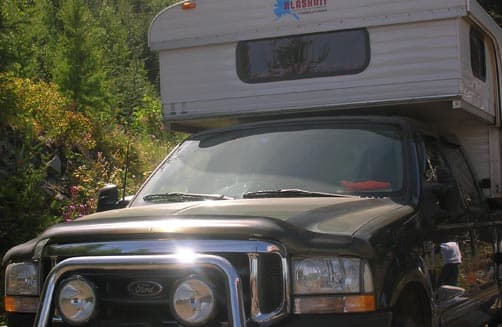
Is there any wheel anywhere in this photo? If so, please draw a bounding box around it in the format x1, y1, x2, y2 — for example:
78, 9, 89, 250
392, 286, 430, 327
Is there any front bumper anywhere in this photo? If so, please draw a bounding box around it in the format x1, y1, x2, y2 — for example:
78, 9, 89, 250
17, 312, 393, 327
277, 312, 392, 327
31, 240, 385, 327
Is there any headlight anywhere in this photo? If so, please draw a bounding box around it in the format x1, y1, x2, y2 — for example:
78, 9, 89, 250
293, 257, 375, 314
294, 257, 373, 294
6, 262, 39, 296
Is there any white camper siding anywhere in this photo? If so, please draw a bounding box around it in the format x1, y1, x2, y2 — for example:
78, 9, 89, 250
487, 41, 501, 121
159, 19, 462, 119
149, 0, 468, 51
447, 124, 502, 198
489, 127, 502, 197
458, 20, 496, 117
451, 123, 490, 182
434, 120, 502, 197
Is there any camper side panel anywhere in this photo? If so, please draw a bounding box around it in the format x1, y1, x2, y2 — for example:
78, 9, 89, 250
434, 122, 502, 199
459, 19, 498, 118
159, 19, 462, 120
456, 17, 502, 197
150, 0, 467, 50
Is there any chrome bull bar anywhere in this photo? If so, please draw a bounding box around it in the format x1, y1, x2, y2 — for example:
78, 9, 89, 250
34, 254, 247, 327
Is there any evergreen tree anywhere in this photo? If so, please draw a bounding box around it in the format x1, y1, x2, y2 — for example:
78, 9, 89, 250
0, 1, 40, 76
92, 0, 154, 127
52, 0, 111, 114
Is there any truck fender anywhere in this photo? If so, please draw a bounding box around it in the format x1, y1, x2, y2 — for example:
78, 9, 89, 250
388, 267, 433, 308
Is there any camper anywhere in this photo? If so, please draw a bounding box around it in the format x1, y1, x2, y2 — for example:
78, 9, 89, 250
3, 0, 502, 326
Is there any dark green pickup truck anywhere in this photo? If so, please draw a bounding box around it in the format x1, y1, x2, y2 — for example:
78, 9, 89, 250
3, 116, 501, 327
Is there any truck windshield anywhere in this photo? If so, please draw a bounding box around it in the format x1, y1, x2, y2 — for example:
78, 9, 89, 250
133, 123, 404, 204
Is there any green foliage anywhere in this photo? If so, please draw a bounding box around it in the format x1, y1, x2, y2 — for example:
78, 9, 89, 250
0, 70, 180, 263
0, 147, 60, 252
52, 0, 112, 114
0, 1, 52, 79
1, 74, 95, 149
0, 74, 91, 238
131, 95, 164, 136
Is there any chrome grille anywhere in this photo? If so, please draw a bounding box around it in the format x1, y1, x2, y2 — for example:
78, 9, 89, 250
40, 240, 289, 327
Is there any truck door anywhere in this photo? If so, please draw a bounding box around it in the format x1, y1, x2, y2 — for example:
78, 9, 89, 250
423, 137, 497, 326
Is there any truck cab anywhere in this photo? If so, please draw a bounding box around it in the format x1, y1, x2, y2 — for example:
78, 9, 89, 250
3, 0, 502, 326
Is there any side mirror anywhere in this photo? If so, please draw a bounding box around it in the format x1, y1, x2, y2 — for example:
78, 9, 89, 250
96, 184, 130, 212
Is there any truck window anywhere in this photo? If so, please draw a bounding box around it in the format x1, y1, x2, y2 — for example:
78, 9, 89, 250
133, 123, 404, 205
236, 29, 370, 83
423, 140, 464, 220
470, 27, 486, 82
424, 144, 447, 184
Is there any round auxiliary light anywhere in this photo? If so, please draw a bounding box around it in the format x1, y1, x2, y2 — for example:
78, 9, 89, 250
170, 276, 217, 327
56, 276, 97, 325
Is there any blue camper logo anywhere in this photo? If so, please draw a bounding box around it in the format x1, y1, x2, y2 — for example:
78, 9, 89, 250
274, 0, 328, 20
274, 0, 300, 20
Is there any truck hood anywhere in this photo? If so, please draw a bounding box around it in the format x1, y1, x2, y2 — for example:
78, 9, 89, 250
82, 197, 409, 235
3, 197, 414, 265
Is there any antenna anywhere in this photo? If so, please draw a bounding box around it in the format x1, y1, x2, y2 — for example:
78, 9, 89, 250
121, 140, 130, 201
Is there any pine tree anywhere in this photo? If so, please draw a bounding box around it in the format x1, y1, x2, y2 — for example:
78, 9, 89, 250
0, 1, 41, 76
52, 0, 111, 114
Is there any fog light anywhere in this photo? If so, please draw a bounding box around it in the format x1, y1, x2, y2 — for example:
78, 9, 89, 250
170, 276, 216, 326
56, 276, 97, 325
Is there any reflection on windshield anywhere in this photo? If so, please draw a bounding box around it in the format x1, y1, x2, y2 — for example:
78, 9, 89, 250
134, 124, 404, 205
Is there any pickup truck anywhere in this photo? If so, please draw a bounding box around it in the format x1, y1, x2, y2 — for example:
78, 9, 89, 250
3, 115, 500, 326
3, 0, 502, 326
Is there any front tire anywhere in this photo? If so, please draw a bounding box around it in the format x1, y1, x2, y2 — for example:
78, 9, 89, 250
392, 286, 430, 327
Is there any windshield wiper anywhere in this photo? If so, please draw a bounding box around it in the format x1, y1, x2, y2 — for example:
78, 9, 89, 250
143, 192, 233, 203
242, 189, 350, 199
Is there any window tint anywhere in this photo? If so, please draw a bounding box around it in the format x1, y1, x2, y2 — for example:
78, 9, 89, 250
470, 27, 486, 82
236, 29, 370, 83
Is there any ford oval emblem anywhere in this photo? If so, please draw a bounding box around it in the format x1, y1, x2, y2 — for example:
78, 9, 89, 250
127, 281, 164, 297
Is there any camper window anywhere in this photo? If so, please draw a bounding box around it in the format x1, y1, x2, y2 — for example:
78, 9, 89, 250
236, 29, 370, 83
470, 27, 486, 82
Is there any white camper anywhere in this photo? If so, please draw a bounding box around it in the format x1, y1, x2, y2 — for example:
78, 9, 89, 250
149, 0, 502, 198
